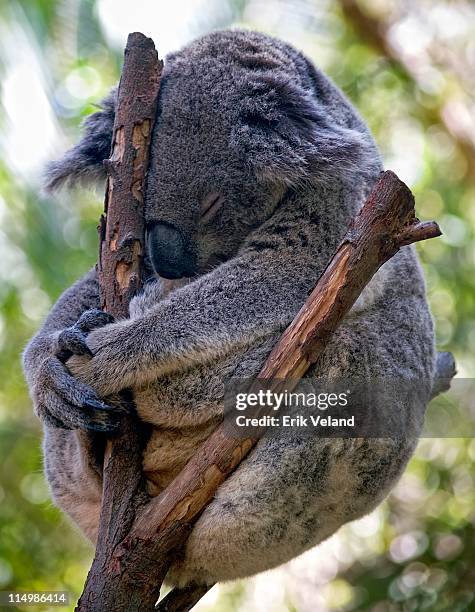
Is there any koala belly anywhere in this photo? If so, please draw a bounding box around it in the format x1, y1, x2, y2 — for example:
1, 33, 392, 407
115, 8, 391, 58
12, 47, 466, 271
70, 327, 430, 587
141, 423, 217, 495
127, 391, 418, 587
166, 436, 418, 586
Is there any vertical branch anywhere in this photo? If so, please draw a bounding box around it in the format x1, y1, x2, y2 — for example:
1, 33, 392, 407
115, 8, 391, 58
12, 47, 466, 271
76, 32, 162, 612
98, 34, 161, 317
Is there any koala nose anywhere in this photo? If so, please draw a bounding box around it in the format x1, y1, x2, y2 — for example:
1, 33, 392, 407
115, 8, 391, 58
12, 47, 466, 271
147, 222, 195, 279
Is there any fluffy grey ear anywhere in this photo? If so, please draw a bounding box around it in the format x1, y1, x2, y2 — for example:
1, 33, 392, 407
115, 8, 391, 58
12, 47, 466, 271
44, 88, 117, 192
230, 70, 378, 187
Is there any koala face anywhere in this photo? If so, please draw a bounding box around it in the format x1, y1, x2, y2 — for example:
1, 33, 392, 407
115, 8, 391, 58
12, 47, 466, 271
144, 45, 285, 278
45, 30, 379, 280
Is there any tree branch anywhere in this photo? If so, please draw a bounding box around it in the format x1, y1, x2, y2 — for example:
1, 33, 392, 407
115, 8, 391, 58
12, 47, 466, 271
76, 32, 162, 612
156, 584, 212, 612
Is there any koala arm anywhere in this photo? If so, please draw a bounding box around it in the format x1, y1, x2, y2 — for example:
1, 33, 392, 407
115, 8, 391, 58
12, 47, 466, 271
68, 248, 317, 397
22, 269, 105, 536
23, 268, 123, 431
23, 268, 100, 385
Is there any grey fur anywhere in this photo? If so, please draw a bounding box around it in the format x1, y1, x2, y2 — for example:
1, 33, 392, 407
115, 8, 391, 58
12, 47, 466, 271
24, 30, 435, 586
44, 90, 116, 191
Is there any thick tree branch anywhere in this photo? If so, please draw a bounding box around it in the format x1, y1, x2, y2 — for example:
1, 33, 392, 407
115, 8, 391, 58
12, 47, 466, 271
76, 32, 162, 612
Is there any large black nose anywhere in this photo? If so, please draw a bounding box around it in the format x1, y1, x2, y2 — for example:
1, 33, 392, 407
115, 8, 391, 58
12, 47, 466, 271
147, 222, 195, 279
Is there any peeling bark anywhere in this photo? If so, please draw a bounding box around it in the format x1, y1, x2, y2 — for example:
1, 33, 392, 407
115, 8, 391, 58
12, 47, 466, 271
76, 32, 162, 612
97, 36, 161, 318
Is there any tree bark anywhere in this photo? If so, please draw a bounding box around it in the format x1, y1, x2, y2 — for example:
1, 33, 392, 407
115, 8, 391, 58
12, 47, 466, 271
76, 32, 162, 612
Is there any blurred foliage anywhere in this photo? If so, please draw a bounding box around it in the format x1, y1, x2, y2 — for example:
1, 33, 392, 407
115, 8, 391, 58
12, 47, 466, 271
0, 0, 473, 610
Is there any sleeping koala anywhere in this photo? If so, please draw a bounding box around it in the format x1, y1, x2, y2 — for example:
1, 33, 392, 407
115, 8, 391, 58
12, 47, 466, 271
23, 29, 436, 586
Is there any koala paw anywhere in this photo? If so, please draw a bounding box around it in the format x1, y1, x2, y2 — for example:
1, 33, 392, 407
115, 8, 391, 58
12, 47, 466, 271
56, 309, 114, 363
33, 310, 125, 433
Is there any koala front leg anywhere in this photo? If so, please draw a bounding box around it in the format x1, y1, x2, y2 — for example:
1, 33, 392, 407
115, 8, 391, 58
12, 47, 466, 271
66, 249, 320, 397
30, 308, 122, 432
23, 269, 118, 539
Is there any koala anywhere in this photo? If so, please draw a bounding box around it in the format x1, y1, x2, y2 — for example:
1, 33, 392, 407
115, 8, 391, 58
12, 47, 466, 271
23, 29, 436, 587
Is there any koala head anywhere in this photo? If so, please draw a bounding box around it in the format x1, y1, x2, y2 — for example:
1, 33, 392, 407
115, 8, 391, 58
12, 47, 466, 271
46, 29, 379, 279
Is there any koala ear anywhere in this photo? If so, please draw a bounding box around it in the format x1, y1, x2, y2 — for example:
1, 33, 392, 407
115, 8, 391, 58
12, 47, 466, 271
231, 72, 377, 187
44, 88, 117, 192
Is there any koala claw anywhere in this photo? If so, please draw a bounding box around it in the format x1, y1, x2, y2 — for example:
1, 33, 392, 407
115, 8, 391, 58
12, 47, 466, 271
37, 400, 119, 433
57, 327, 92, 362
83, 397, 117, 412
33, 352, 121, 432
82, 413, 120, 433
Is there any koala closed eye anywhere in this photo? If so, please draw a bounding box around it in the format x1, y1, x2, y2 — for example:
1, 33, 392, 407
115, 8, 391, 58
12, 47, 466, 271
200, 193, 224, 224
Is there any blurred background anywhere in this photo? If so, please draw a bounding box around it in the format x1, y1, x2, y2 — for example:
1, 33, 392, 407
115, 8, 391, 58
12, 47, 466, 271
0, 0, 474, 610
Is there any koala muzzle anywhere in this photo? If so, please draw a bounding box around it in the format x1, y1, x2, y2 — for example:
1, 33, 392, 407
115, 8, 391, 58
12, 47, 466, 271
147, 222, 196, 279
